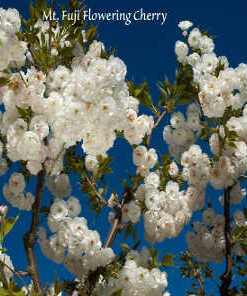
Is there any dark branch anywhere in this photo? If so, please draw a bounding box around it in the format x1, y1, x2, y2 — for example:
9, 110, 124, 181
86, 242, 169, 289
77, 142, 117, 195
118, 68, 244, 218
196, 276, 206, 296
23, 169, 45, 296
83, 189, 131, 295
220, 186, 233, 296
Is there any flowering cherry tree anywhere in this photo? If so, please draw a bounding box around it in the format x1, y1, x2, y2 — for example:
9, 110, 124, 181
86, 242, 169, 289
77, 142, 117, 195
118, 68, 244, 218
0, 1, 246, 296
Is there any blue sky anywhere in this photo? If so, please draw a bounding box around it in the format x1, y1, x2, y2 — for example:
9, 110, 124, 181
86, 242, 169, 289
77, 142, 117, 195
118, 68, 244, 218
1, 0, 247, 295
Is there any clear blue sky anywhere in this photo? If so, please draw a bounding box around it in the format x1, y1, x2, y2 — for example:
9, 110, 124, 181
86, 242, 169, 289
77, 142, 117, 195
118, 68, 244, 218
1, 0, 247, 295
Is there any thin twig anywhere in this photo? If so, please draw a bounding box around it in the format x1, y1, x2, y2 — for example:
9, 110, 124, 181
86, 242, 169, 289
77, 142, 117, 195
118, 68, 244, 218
14, 62, 28, 88
83, 190, 131, 294
103, 189, 131, 248
23, 170, 45, 296
220, 187, 233, 296
103, 215, 121, 248
84, 173, 107, 205
196, 276, 205, 296
84, 171, 120, 212
147, 109, 167, 146
84, 190, 130, 293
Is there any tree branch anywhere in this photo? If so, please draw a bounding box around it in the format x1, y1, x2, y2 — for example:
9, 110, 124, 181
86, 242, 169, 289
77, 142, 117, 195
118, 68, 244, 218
84, 173, 108, 206
220, 186, 233, 296
82, 190, 131, 294
23, 170, 45, 296
196, 276, 206, 296
103, 189, 131, 248
103, 215, 121, 248
146, 108, 167, 146
84, 171, 120, 212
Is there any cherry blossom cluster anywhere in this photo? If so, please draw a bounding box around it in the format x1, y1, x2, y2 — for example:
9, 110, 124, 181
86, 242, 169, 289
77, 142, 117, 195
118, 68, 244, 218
178, 20, 193, 36
174, 22, 247, 201
133, 145, 158, 177
186, 208, 226, 262
0, 22, 154, 179
225, 104, 247, 141
38, 197, 115, 281
32, 19, 72, 57
45, 42, 140, 156
121, 200, 142, 224
181, 144, 210, 190
209, 137, 247, 190
187, 208, 247, 262
113, 147, 159, 226
130, 144, 209, 244
0, 8, 26, 72
124, 110, 154, 145
96, 248, 169, 296
179, 125, 247, 194
132, 172, 192, 244
175, 23, 247, 192
163, 104, 200, 160
1, 67, 54, 174
180, 145, 210, 215
207, 104, 247, 190
176, 23, 247, 118
3, 173, 34, 211
46, 174, 72, 199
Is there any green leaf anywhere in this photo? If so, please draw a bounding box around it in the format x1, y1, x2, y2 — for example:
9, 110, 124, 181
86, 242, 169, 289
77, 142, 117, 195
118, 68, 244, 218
228, 142, 237, 148
0, 287, 8, 295
111, 289, 122, 296
29, 3, 41, 19
119, 244, 130, 252
98, 188, 104, 195
0, 285, 26, 295
2, 216, 19, 237
132, 225, 137, 241
14, 291, 26, 296
150, 246, 157, 258
16, 106, 33, 124
142, 90, 153, 107
115, 130, 124, 138
124, 223, 132, 239
0, 78, 9, 88
177, 97, 191, 105
134, 88, 142, 97
86, 25, 97, 43
162, 254, 175, 266
120, 178, 129, 190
